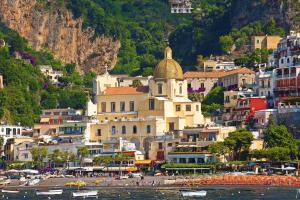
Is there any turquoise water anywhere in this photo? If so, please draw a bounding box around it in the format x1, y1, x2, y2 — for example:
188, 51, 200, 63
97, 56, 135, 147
0, 186, 298, 199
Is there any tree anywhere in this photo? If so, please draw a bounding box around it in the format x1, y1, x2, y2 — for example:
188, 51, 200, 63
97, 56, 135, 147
65, 63, 76, 75
31, 147, 48, 169
61, 151, 76, 169
131, 79, 142, 87
93, 155, 112, 167
188, 92, 202, 102
224, 129, 254, 160
48, 149, 62, 168
267, 147, 291, 162
208, 142, 229, 161
77, 146, 89, 167
264, 125, 293, 148
219, 35, 234, 53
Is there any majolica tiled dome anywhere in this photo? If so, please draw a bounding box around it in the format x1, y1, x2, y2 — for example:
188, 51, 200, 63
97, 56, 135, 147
153, 47, 184, 80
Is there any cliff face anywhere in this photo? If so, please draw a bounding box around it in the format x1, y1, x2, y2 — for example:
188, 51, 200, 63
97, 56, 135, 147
0, 0, 120, 74
231, 0, 300, 30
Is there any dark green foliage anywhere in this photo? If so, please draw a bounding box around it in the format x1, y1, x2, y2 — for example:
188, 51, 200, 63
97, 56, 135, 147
224, 128, 254, 160
251, 147, 291, 162
201, 86, 224, 117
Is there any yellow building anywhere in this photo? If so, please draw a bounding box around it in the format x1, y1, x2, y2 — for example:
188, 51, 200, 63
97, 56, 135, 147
252, 35, 281, 50
87, 47, 204, 156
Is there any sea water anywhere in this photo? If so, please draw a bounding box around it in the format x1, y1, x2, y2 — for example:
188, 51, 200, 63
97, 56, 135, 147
0, 186, 297, 199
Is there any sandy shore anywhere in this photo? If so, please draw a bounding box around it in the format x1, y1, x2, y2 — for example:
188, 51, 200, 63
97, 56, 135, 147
2, 175, 300, 189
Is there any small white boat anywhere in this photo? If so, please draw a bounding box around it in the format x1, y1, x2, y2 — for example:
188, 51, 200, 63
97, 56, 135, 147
180, 190, 207, 197
27, 179, 40, 186
72, 190, 98, 198
36, 189, 63, 195
1, 189, 19, 194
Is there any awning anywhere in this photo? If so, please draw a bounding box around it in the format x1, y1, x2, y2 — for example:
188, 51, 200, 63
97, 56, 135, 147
40, 118, 50, 123
135, 160, 152, 165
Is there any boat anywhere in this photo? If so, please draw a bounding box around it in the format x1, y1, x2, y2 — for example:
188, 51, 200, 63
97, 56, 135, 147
72, 190, 98, 198
27, 179, 40, 186
36, 189, 63, 195
1, 189, 19, 194
180, 189, 207, 197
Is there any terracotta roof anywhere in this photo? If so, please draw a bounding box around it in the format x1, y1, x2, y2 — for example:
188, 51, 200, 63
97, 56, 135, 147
184, 67, 254, 78
184, 71, 225, 78
104, 86, 149, 95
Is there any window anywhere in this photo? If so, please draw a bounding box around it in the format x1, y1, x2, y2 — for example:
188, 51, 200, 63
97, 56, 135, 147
111, 102, 116, 112
158, 142, 163, 150
146, 125, 151, 134
176, 105, 181, 112
287, 58, 290, 63
97, 129, 101, 136
200, 83, 204, 88
158, 83, 163, 94
268, 80, 271, 87
111, 126, 116, 135
101, 102, 106, 112
149, 99, 155, 110
256, 39, 260, 44
225, 96, 230, 103
188, 83, 191, 88
120, 101, 125, 112
186, 105, 191, 111
179, 84, 182, 94
129, 101, 134, 112
133, 125, 137, 134
196, 105, 199, 111
122, 126, 126, 134
268, 91, 271, 97
24, 153, 28, 159
261, 80, 265, 88
168, 143, 172, 147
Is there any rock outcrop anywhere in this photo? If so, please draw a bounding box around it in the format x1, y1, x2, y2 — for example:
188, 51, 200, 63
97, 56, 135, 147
0, 0, 120, 74
231, 0, 300, 30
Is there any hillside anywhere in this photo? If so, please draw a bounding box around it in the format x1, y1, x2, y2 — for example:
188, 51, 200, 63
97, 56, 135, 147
1, 0, 298, 74
0, 23, 89, 126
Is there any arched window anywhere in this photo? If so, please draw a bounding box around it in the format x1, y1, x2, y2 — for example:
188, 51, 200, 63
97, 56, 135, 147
111, 126, 116, 135
179, 84, 182, 94
133, 125, 137, 134
158, 83, 163, 94
122, 126, 126, 134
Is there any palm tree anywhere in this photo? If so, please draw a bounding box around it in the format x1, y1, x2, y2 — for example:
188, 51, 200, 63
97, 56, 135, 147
114, 153, 132, 177
77, 146, 89, 167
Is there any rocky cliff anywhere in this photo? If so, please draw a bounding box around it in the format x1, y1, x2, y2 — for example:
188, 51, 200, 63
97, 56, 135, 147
231, 0, 300, 30
0, 0, 120, 74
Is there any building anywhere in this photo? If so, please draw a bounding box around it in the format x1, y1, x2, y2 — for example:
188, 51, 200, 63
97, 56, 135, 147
87, 47, 204, 157
39, 65, 63, 85
184, 71, 221, 98
271, 31, 300, 104
93, 73, 150, 97
252, 35, 281, 50
231, 97, 267, 125
253, 109, 277, 130
34, 108, 84, 136
256, 70, 274, 107
4, 137, 34, 161
198, 59, 237, 72
169, 0, 192, 13
218, 68, 255, 91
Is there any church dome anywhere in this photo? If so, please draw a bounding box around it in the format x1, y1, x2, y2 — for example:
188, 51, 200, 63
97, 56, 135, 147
153, 47, 184, 80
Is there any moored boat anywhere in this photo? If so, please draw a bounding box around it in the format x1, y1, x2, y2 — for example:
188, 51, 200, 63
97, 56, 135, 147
27, 179, 40, 186
180, 189, 207, 197
1, 189, 19, 194
36, 189, 63, 195
72, 190, 98, 198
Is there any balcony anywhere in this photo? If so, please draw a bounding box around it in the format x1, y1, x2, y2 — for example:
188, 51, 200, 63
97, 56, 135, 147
188, 87, 206, 93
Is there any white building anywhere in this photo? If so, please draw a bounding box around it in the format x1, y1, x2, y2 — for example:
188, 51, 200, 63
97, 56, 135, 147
39, 65, 63, 85
0, 125, 23, 145
256, 70, 274, 107
169, 0, 192, 13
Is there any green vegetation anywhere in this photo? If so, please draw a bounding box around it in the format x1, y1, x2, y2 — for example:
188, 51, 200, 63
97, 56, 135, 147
0, 23, 90, 126
201, 86, 224, 117
162, 163, 215, 169
31, 147, 48, 168
209, 128, 253, 161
